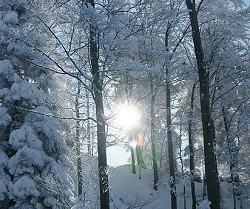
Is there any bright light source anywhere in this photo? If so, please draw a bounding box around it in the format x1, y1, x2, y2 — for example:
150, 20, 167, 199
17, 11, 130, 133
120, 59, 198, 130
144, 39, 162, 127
129, 140, 137, 149
115, 104, 140, 130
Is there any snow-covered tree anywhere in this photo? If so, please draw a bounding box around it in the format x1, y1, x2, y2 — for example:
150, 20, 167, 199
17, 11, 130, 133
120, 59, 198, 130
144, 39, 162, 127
0, 1, 74, 208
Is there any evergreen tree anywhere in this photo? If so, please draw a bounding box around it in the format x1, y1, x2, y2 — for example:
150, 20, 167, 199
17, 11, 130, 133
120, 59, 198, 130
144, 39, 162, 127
0, 1, 74, 208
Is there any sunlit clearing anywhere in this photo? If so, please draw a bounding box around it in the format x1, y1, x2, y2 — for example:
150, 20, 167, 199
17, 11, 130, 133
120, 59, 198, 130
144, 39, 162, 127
115, 105, 140, 130
129, 140, 137, 149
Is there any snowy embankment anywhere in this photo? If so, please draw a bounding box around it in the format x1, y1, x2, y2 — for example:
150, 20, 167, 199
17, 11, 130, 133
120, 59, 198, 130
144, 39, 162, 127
109, 164, 250, 209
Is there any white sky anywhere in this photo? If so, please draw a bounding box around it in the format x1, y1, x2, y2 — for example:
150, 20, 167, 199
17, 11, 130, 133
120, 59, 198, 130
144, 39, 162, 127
107, 145, 130, 167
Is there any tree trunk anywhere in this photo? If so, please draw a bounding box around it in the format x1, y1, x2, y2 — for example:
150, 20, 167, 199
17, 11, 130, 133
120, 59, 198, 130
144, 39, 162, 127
189, 83, 196, 209
185, 1, 220, 209
87, 1, 110, 208
165, 27, 177, 209
222, 107, 239, 209
137, 146, 142, 180
75, 80, 83, 197
86, 88, 92, 155
179, 126, 186, 209
131, 146, 136, 174
150, 74, 159, 190
130, 133, 136, 174
166, 81, 177, 209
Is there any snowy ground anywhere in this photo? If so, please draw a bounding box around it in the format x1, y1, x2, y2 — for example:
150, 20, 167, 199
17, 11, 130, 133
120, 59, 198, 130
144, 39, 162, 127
108, 164, 250, 209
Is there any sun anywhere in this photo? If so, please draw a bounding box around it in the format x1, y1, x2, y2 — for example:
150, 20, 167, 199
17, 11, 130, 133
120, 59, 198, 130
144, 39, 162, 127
114, 104, 140, 130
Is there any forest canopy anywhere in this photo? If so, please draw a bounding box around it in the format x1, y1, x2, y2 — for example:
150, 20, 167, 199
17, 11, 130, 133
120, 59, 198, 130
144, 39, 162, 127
0, 0, 250, 209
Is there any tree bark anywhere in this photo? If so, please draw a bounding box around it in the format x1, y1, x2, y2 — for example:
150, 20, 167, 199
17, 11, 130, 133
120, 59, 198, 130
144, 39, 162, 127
136, 146, 142, 180
165, 27, 177, 209
130, 133, 136, 174
75, 80, 83, 196
189, 83, 196, 209
185, 1, 220, 209
150, 74, 159, 190
179, 126, 187, 209
86, 88, 92, 155
166, 83, 177, 209
87, 1, 110, 208
222, 107, 239, 209
131, 146, 136, 174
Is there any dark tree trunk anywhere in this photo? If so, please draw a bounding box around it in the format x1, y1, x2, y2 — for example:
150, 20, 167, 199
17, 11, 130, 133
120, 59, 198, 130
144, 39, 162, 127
185, 1, 220, 209
222, 107, 239, 209
179, 127, 186, 209
131, 146, 136, 174
165, 27, 177, 209
189, 83, 196, 209
136, 146, 142, 180
166, 82, 176, 209
136, 145, 140, 166
75, 80, 83, 196
130, 132, 136, 174
87, 1, 109, 208
86, 88, 92, 155
150, 74, 158, 190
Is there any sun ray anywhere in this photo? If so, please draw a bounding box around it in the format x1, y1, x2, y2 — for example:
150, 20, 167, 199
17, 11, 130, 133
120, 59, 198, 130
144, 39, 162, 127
114, 104, 140, 131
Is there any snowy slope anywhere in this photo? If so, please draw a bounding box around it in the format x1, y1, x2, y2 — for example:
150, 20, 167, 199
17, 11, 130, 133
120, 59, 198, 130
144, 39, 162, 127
109, 164, 250, 209
109, 164, 190, 209
110, 164, 163, 209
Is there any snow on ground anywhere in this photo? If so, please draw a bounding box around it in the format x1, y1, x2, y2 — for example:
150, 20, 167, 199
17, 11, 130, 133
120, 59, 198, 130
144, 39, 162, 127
109, 164, 250, 209
109, 164, 187, 209
110, 164, 160, 209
